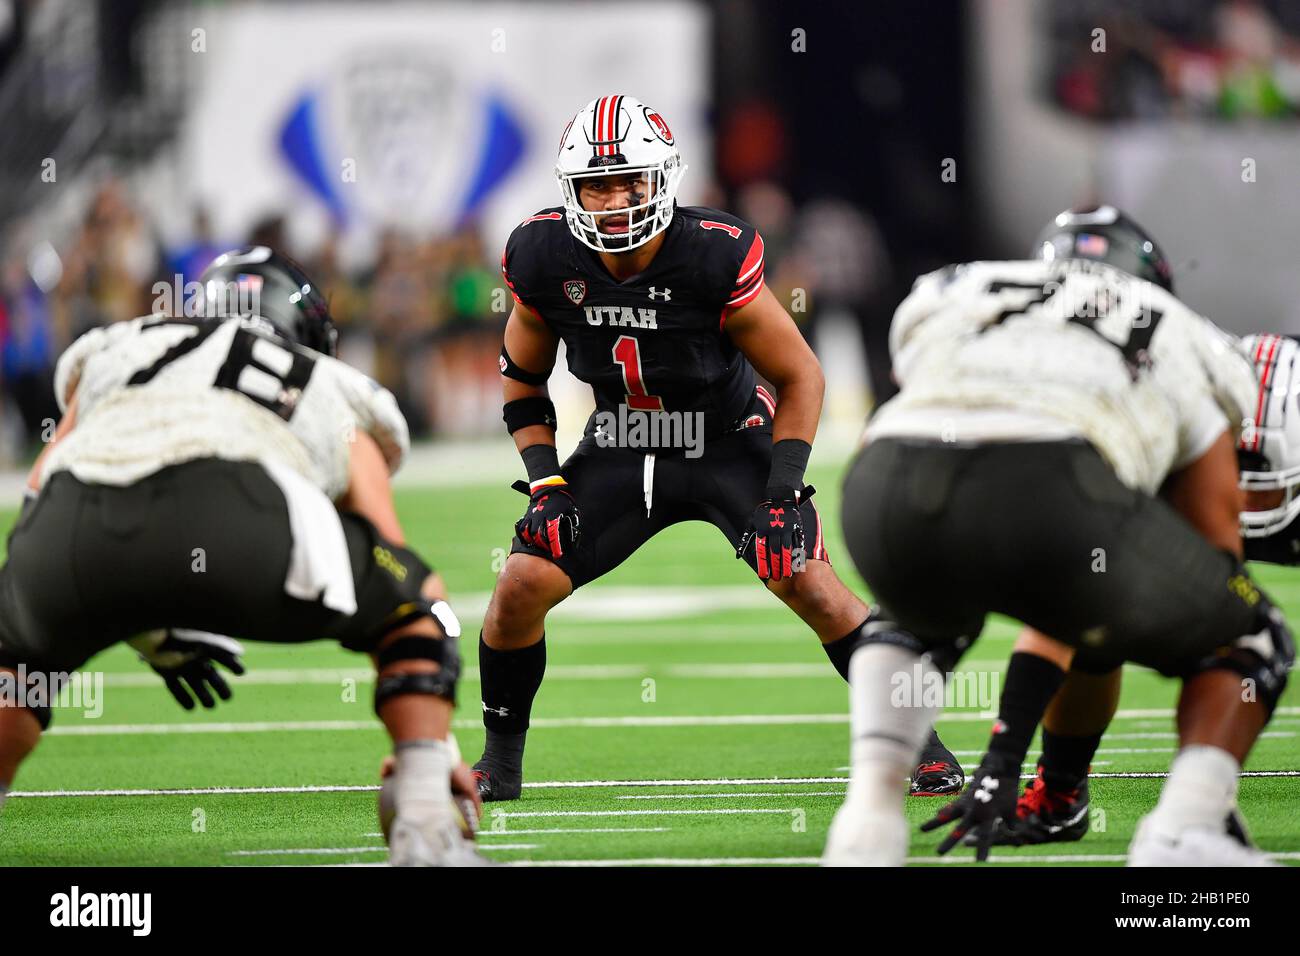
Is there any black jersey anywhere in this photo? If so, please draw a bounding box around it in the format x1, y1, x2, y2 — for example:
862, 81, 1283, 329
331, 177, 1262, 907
501, 205, 767, 443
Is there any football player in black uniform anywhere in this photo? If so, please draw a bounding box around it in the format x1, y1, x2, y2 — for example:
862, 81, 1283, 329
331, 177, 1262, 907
471, 94, 963, 800
823, 208, 1291, 865
983, 331, 1300, 851
0, 250, 481, 865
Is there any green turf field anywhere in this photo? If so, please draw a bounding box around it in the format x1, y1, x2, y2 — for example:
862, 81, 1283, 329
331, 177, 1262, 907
1, 461, 1297, 866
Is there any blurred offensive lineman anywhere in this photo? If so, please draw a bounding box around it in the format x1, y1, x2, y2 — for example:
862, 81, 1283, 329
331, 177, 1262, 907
0, 248, 482, 866
822, 206, 1293, 866
982, 331, 1300, 855
473, 93, 963, 800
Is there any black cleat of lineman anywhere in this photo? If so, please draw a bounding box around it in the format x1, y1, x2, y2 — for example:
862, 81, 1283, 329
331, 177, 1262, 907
471, 762, 523, 802
910, 740, 965, 796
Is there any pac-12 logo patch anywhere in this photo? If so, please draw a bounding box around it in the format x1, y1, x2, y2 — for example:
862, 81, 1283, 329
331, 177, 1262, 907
644, 108, 674, 145
564, 279, 587, 305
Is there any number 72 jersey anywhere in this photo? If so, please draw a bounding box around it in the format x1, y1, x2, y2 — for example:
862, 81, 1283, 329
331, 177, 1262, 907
43, 315, 409, 499
501, 205, 767, 441
872, 259, 1259, 493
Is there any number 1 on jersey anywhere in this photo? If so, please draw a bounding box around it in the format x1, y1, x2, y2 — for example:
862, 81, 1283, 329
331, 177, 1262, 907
612, 335, 664, 411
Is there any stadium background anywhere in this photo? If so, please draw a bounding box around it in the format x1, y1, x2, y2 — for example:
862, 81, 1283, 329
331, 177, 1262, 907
0, 0, 1297, 867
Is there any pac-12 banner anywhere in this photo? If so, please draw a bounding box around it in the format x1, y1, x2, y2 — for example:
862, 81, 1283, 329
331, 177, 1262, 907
180, 2, 710, 247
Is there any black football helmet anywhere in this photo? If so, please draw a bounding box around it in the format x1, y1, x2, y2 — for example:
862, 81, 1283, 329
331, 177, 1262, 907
1032, 204, 1174, 293
198, 246, 338, 356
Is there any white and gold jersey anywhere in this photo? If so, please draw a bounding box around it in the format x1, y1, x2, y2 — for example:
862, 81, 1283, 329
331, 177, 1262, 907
43, 316, 408, 499
868, 260, 1257, 493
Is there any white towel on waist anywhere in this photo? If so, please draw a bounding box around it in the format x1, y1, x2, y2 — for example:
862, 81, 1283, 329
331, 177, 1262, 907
261, 459, 358, 616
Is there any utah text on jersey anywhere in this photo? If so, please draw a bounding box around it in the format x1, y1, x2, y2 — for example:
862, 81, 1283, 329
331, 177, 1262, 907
584, 306, 658, 328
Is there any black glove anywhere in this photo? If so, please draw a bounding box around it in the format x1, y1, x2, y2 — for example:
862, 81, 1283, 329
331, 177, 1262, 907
130, 629, 246, 711
919, 752, 1020, 861
512, 479, 580, 558
738, 484, 813, 581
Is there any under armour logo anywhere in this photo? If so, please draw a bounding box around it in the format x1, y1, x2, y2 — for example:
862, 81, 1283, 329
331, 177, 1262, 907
769, 507, 785, 527
648, 286, 671, 301
973, 775, 999, 803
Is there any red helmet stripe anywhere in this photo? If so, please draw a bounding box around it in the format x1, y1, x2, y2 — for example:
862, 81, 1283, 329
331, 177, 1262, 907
604, 94, 618, 154
591, 96, 606, 154
1252, 334, 1282, 452
1248, 334, 1269, 451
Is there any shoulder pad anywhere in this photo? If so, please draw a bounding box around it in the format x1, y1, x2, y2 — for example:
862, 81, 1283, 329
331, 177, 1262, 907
677, 207, 765, 310
325, 358, 411, 474
503, 208, 567, 307
54, 316, 150, 412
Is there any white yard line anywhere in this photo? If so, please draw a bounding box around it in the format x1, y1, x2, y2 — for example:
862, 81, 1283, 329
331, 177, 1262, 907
492, 808, 793, 818
44, 720, 382, 736
42, 707, 1300, 735
13, 768, 1300, 799
1090, 770, 1300, 779
484, 828, 673, 836
43, 714, 860, 735
1102, 731, 1294, 740
98, 662, 846, 688
448, 586, 789, 623
10, 783, 380, 797
520, 776, 848, 789
359, 827, 675, 836
945, 748, 1170, 756
502, 850, 1300, 867
228, 844, 538, 856
504, 856, 821, 867
905, 851, 1300, 865
228, 846, 386, 856
616, 791, 845, 799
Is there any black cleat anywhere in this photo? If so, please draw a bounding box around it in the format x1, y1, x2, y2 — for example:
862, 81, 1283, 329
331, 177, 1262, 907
471, 762, 522, 802
910, 740, 965, 796
982, 766, 1090, 846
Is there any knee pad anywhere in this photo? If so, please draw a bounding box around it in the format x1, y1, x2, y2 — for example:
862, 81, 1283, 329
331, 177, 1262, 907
1194, 599, 1294, 717
0, 663, 52, 730
373, 600, 463, 712
858, 609, 970, 675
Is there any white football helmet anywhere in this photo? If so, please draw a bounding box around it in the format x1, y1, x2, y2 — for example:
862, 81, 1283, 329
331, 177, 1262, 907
1238, 333, 1300, 538
555, 94, 687, 253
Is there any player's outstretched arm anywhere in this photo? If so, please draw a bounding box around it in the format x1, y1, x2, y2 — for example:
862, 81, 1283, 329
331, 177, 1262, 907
725, 287, 825, 580
501, 301, 560, 455
500, 303, 577, 558
723, 285, 825, 446
25, 394, 77, 500
1161, 429, 1244, 557
339, 426, 408, 546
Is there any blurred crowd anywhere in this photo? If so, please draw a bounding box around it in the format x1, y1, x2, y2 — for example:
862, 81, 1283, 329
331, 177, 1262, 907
0, 177, 506, 462
1052, 0, 1300, 120
0, 170, 899, 465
